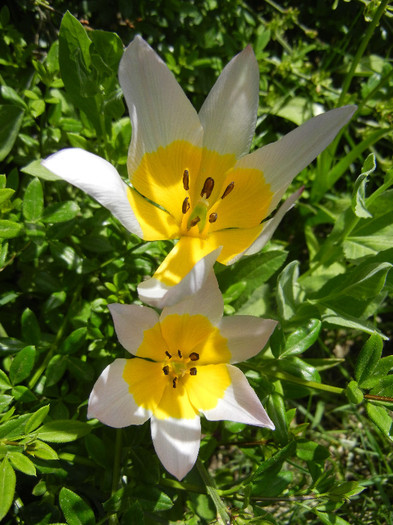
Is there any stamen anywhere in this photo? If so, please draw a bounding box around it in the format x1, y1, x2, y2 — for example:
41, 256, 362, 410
189, 216, 200, 228
189, 352, 199, 361
165, 351, 172, 359
162, 366, 169, 375
178, 350, 182, 358
183, 169, 190, 191
182, 197, 190, 214
190, 367, 197, 376
201, 177, 215, 199
172, 377, 177, 389
221, 182, 234, 199
209, 212, 217, 223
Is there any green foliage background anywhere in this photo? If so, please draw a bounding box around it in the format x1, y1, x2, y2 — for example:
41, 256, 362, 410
0, 0, 392, 523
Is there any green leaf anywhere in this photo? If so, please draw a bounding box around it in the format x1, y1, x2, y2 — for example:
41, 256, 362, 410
25, 405, 50, 434
0, 219, 23, 239
0, 369, 11, 390
345, 381, 364, 404
9, 346, 36, 385
0, 458, 16, 520
0, 188, 14, 204
296, 439, 330, 462
21, 308, 41, 345
28, 440, 58, 460
351, 153, 375, 218
355, 333, 383, 387
252, 441, 296, 480
366, 403, 393, 440
37, 420, 92, 442
45, 355, 68, 387
59, 327, 87, 355
59, 487, 95, 525
8, 451, 36, 476
21, 159, 61, 181
0, 105, 24, 161
59, 12, 102, 133
276, 260, 302, 321
23, 178, 44, 222
42, 201, 80, 223
280, 319, 321, 358
0, 414, 30, 439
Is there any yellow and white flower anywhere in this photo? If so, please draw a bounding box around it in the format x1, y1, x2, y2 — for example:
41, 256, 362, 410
43, 37, 356, 307
87, 273, 277, 480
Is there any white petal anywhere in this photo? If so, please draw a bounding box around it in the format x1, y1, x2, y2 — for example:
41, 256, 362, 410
108, 304, 159, 355
150, 416, 201, 480
119, 36, 203, 175
199, 45, 259, 158
235, 105, 357, 213
138, 247, 221, 308
241, 187, 303, 260
218, 316, 277, 363
42, 148, 143, 237
202, 365, 275, 429
160, 271, 223, 326
88, 359, 150, 427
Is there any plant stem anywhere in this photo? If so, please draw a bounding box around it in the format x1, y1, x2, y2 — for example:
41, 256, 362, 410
338, 0, 390, 105
108, 429, 122, 525
196, 459, 231, 525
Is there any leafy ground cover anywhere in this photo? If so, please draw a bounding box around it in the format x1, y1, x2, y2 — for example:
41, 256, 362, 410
0, 0, 392, 523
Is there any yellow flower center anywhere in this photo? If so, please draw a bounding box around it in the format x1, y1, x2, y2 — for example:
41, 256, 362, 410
122, 314, 232, 419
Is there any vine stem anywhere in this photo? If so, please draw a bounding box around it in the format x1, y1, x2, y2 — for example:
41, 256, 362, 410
196, 459, 231, 525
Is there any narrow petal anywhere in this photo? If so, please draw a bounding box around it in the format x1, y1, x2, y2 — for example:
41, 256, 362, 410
88, 359, 151, 427
209, 224, 264, 265
127, 186, 180, 240
232, 187, 303, 263
209, 166, 273, 231
161, 271, 223, 326
218, 317, 278, 363
42, 148, 143, 237
199, 45, 259, 158
150, 416, 201, 480
202, 365, 275, 429
235, 105, 357, 213
119, 36, 203, 176
108, 304, 159, 355
137, 240, 221, 308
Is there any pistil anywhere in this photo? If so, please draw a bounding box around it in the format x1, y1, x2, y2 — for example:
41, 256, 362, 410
162, 349, 200, 388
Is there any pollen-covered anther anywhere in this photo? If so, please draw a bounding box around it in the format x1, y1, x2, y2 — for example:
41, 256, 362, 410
189, 352, 199, 361
162, 365, 169, 375
200, 177, 215, 199
178, 350, 182, 358
182, 197, 190, 214
209, 212, 217, 223
189, 216, 201, 228
189, 367, 197, 376
172, 377, 177, 389
183, 169, 190, 191
165, 351, 172, 359
221, 181, 234, 199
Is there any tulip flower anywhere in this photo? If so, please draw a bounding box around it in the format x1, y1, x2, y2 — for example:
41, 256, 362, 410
43, 36, 356, 307
88, 273, 277, 480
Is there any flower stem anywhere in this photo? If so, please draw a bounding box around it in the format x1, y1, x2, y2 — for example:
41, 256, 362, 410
196, 459, 230, 525
108, 429, 122, 525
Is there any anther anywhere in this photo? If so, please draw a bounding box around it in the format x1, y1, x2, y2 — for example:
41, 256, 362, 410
190, 367, 197, 376
209, 212, 218, 223
182, 197, 190, 214
189, 352, 199, 361
162, 366, 169, 375
178, 350, 182, 358
183, 169, 190, 191
221, 182, 234, 199
165, 351, 172, 359
201, 177, 215, 199
189, 216, 200, 228
172, 377, 177, 389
